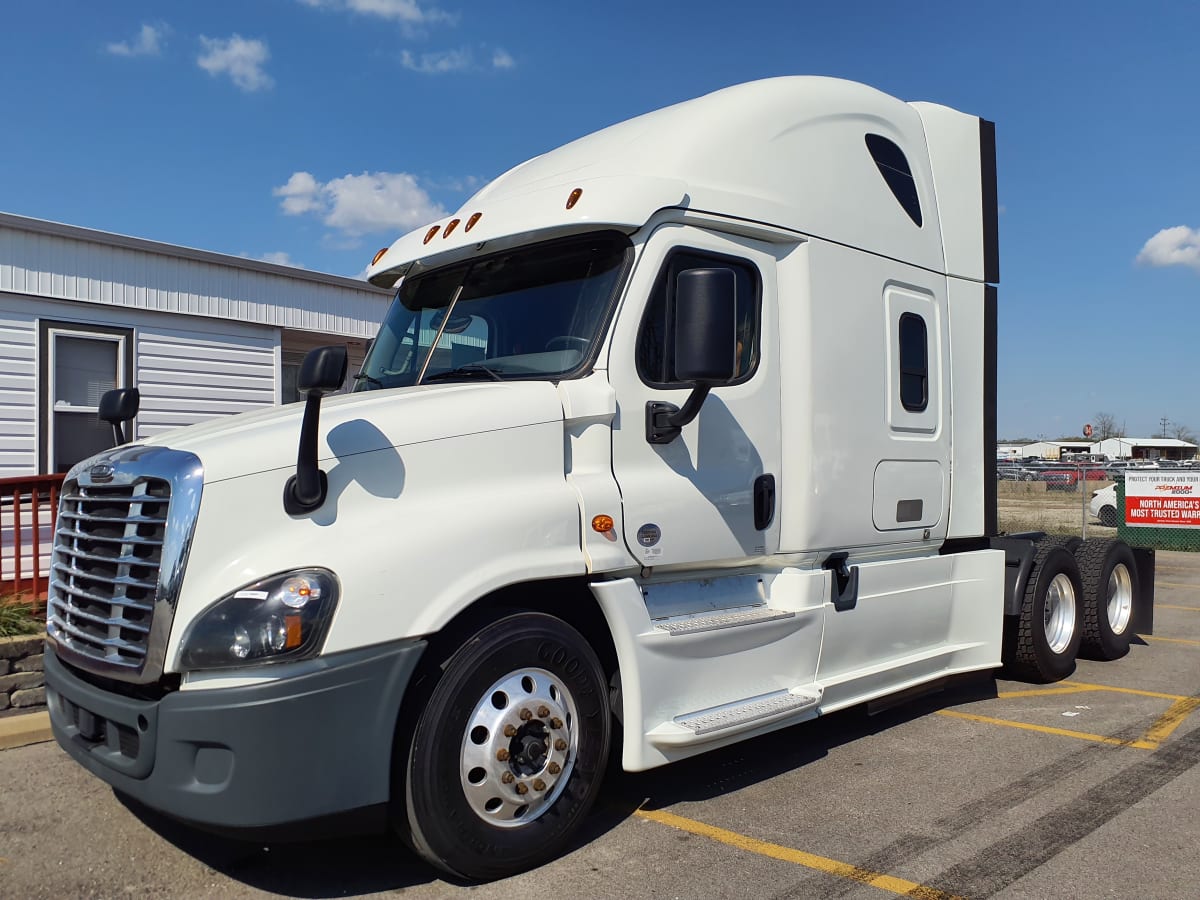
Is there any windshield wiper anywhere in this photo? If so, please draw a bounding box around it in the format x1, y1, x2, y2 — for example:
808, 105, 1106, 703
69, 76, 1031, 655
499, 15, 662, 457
423, 363, 503, 382
353, 373, 384, 388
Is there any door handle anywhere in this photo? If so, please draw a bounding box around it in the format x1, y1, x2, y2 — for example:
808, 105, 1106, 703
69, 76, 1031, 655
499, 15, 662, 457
754, 474, 775, 530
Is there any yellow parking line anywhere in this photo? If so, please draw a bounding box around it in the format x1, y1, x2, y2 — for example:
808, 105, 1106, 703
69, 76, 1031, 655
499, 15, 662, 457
634, 808, 963, 900
936, 709, 1158, 750
1145, 635, 1200, 647
1064, 680, 1189, 702
1141, 697, 1200, 746
997, 685, 1094, 700
1157, 604, 1200, 611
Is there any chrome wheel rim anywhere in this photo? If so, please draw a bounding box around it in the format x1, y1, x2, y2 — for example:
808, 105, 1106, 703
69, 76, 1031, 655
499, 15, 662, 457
1044, 573, 1076, 654
1107, 563, 1134, 635
459, 667, 578, 828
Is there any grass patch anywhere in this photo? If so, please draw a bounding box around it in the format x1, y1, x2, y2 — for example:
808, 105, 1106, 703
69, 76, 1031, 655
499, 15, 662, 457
0, 597, 43, 638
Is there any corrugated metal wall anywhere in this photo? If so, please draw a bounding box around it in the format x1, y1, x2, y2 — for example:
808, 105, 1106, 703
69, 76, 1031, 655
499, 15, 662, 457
0, 292, 280, 476
0, 219, 389, 338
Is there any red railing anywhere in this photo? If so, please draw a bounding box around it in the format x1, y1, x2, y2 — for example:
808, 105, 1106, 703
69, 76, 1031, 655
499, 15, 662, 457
0, 473, 65, 603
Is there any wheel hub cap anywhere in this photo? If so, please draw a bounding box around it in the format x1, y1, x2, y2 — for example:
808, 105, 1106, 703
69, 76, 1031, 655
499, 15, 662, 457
1107, 563, 1133, 635
1044, 572, 1076, 654
460, 668, 577, 827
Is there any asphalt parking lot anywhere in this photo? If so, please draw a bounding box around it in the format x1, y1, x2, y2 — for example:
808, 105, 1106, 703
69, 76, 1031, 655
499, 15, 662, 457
3, 552, 1199, 900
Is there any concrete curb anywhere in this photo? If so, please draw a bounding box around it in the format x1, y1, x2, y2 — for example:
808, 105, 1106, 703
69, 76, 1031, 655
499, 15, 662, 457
0, 711, 52, 751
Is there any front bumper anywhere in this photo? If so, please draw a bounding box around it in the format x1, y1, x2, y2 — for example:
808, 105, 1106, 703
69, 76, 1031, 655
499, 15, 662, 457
45, 639, 425, 833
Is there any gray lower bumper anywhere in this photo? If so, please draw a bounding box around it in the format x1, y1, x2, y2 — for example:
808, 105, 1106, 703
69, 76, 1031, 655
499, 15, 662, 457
45, 640, 425, 832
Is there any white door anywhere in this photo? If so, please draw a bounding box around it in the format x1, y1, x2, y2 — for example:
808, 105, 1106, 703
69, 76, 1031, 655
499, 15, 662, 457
608, 224, 782, 568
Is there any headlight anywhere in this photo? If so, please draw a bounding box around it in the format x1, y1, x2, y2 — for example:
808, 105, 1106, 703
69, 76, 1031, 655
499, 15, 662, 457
179, 569, 339, 671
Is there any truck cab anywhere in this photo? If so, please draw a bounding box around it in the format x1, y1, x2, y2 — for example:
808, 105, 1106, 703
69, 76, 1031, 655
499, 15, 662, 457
46, 77, 1136, 882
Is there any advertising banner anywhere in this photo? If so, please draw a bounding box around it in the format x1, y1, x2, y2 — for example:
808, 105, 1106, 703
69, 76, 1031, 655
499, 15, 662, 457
1124, 470, 1200, 528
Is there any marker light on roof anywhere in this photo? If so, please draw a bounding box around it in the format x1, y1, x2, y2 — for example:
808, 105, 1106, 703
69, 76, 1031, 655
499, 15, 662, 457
423, 225, 440, 244
566, 188, 583, 210
371, 247, 388, 266
465, 212, 482, 232
443, 218, 460, 238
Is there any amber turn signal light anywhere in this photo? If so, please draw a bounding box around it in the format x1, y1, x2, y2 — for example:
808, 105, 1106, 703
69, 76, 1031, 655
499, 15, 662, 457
591, 515, 614, 533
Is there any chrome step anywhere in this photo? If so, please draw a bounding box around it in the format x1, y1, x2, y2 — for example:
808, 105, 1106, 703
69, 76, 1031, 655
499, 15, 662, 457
675, 689, 821, 736
654, 606, 794, 636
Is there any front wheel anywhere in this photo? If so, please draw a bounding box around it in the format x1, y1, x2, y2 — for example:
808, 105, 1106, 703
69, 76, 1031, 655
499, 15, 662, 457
1007, 545, 1083, 682
397, 612, 611, 881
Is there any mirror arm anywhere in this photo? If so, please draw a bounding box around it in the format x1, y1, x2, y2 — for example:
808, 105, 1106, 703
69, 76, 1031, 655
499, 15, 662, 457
283, 394, 328, 515
645, 384, 712, 445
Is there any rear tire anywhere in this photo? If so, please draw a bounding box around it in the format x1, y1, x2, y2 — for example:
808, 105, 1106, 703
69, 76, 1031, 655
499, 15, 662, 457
1008, 545, 1083, 682
1074, 539, 1138, 660
396, 612, 610, 881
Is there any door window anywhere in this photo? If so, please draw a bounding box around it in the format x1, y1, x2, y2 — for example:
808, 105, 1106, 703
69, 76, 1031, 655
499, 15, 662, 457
636, 250, 761, 388
40, 323, 132, 473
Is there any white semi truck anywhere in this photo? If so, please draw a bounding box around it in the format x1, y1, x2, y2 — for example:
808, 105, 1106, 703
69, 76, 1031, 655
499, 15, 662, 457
44, 76, 1153, 880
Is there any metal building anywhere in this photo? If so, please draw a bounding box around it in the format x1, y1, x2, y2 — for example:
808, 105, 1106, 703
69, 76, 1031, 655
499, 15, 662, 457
0, 212, 389, 476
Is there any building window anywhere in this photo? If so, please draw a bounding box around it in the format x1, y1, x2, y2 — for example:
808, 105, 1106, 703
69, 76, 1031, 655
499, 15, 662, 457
866, 134, 922, 227
637, 250, 761, 387
39, 322, 133, 473
898, 312, 928, 411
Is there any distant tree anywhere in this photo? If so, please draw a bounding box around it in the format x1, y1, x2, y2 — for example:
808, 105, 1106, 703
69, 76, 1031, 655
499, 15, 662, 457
1093, 412, 1122, 440
1171, 422, 1197, 444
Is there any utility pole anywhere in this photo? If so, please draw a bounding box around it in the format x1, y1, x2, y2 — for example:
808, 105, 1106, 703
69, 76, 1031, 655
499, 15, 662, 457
1160, 416, 1170, 438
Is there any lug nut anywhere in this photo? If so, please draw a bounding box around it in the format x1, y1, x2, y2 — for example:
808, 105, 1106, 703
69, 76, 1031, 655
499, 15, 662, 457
532, 778, 546, 791
549, 717, 563, 729
496, 748, 510, 762
554, 738, 567, 751
519, 708, 533, 721
501, 772, 515, 784
537, 705, 550, 718
515, 782, 529, 795
547, 762, 561, 775
503, 724, 517, 737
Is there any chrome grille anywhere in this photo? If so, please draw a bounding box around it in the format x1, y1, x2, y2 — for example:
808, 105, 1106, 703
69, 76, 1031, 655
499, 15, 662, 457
47, 478, 170, 672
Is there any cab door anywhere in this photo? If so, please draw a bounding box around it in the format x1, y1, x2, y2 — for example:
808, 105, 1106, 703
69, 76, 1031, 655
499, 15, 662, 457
608, 224, 783, 568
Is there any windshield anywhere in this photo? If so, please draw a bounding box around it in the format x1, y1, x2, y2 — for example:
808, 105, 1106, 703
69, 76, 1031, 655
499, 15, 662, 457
355, 231, 632, 390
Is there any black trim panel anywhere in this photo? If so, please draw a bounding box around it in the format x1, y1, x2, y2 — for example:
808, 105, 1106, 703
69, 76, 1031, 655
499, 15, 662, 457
980, 119, 1000, 284
984, 285, 998, 537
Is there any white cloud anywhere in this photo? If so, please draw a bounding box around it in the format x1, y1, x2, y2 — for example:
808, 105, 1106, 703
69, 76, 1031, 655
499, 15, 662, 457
274, 170, 447, 237
197, 35, 273, 92
299, 0, 456, 26
400, 47, 471, 74
107, 23, 168, 57
400, 46, 516, 74
250, 251, 303, 268
1136, 226, 1200, 272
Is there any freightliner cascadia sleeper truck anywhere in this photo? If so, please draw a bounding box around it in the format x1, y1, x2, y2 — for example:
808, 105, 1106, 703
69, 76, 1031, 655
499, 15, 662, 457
44, 77, 1152, 880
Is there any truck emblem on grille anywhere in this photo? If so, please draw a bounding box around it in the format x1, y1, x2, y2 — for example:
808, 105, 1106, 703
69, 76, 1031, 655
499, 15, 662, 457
90, 463, 115, 482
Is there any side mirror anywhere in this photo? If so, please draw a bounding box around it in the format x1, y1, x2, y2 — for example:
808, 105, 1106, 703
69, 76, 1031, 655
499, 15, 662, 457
98, 387, 140, 446
284, 345, 348, 515
646, 268, 739, 444
674, 268, 738, 383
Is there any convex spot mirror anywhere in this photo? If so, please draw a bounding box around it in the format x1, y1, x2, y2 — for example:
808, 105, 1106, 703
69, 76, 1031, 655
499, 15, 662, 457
674, 267, 738, 384
299, 345, 349, 397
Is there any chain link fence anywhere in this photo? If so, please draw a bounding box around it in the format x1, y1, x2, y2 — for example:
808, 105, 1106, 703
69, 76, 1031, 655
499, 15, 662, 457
996, 461, 1200, 551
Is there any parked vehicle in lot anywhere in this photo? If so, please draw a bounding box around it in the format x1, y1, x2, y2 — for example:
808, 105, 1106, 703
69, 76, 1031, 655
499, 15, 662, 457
1091, 484, 1119, 527
41, 77, 1156, 881
997, 463, 1036, 481
1038, 466, 1109, 491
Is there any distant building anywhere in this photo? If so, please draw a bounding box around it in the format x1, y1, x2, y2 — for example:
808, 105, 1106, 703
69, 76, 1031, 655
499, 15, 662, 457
0, 211, 390, 475
1092, 437, 1197, 461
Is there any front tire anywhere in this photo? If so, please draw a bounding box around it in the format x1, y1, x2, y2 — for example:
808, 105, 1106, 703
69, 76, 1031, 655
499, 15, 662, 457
397, 612, 611, 881
1075, 539, 1138, 660
1008, 545, 1083, 682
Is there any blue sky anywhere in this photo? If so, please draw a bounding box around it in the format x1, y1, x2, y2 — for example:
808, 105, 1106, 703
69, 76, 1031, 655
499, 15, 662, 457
1, 1, 1197, 441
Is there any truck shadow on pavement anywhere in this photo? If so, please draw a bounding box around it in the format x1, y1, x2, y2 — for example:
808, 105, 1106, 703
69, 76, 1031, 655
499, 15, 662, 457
114, 673, 998, 896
